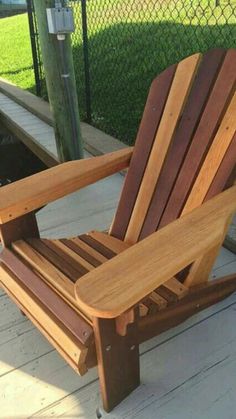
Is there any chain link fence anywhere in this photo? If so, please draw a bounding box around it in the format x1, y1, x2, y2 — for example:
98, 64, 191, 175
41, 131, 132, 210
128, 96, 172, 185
36, 0, 236, 145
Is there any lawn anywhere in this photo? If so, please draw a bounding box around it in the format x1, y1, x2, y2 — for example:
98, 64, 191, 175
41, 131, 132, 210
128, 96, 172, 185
0, 13, 35, 91
0, 1, 236, 144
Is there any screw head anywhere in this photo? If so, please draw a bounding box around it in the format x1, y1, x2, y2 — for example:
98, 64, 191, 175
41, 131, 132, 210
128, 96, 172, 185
106, 345, 111, 351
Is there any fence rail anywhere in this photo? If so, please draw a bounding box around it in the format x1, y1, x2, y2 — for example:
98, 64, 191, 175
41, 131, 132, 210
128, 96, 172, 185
32, 0, 236, 145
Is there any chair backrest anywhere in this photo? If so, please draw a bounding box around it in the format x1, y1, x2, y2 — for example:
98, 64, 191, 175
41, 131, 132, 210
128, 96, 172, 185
110, 49, 236, 244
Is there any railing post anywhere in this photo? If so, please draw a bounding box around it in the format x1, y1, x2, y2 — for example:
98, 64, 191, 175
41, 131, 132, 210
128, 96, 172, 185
81, 0, 92, 123
26, 0, 42, 97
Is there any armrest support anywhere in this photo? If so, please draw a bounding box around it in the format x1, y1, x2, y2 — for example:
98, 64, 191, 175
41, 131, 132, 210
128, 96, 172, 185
0, 147, 133, 224
75, 185, 236, 319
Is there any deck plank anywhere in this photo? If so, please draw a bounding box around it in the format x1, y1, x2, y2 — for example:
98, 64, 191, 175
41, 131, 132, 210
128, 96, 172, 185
0, 92, 58, 165
29, 292, 236, 418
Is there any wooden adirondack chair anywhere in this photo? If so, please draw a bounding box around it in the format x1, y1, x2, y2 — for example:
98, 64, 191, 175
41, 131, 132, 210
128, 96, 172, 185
0, 48, 236, 412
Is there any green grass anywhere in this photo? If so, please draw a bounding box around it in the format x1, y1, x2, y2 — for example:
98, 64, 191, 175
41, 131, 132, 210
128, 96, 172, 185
0, 13, 35, 91
1, 2, 236, 144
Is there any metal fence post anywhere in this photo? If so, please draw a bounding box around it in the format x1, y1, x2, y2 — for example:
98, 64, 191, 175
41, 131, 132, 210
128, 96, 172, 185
26, 0, 42, 96
81, 0, 92, 123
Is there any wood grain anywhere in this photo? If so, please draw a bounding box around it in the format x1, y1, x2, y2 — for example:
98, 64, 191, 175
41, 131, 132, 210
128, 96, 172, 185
12, 240, 79, 309
125, 53, 201, 244
93, 314, 139, 412
0, 147, 133, 224
0, 249, 93, 346
48, 239, 95, 271
138, 274, 236, 343
159, 49, 236, 228
79, 234, 116, 259
88, 231, 130, 254
69, 237, 108, 264
205, 132, 236, 200
27, 238, 88, 281
75, 186, 236, 318
139, 49, 225, 239
182, 92, 236, 215
110, 64, 177, 239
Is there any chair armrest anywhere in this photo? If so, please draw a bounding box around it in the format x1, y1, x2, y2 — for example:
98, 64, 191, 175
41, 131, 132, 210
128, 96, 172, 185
75, 185, 236, 319
0, 147, 133, 224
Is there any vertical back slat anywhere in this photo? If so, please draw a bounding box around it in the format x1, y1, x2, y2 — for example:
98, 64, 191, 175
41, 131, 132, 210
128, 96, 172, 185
139, 49, 225, 240
158, 49, 236, 229
125, 53, 201, 244
110, 64, 177, 240
181, 92, 236, 216
205, 134, 236, 200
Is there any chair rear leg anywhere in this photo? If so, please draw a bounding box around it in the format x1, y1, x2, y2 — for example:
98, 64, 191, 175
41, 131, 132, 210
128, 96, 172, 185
93, 315, 140, 413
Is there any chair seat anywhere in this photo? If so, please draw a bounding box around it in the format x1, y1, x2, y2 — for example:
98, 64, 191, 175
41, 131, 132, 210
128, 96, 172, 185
10, 230, 188, 315
0, 230, 188, 374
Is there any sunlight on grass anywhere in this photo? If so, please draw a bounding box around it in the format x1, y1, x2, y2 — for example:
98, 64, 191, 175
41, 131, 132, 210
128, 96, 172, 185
0, 13, 35, 91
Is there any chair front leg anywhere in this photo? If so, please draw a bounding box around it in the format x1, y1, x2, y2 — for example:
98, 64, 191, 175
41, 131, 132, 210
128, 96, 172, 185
0, 212, 39, 247
93, 311, 140, 412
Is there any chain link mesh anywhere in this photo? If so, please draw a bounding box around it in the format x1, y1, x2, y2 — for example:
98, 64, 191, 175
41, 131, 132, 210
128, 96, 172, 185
66, 1, 236, 144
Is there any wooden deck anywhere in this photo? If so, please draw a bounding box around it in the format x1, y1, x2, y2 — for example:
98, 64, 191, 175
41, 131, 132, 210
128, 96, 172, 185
0, 171, 235, 418
0, 92, 59, 167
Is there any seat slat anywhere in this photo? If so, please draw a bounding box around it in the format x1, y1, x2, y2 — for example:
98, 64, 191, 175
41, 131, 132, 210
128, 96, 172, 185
12, 240, 77, 302
45, 239, 95, 271
27, 238, 88, 281
0, 249, 93, 345
110, 64, 177, 240
139, 49, 226, 239
88, 231, 130, 254
69, 237, 108, 264
159, 49, 236, 228
124, 53, 201, 244
79, 234, 116, 259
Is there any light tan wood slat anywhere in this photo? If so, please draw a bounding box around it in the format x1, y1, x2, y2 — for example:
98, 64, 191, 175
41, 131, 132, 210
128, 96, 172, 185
71, 237, 108, 263
0, 265, 87, 374
163, 277, 188, 299
11, 240, 91, 323
88, 231, 130, 254
50, 239, 95, 271
12, 240, 75, 298
149, 292, 168, 309
125, 53, 202, 244
33, 269, 92, 325
75, 185, 236, 319
181, 91, 236, 216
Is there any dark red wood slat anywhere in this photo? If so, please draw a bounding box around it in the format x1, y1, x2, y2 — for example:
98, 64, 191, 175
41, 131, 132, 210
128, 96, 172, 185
204, 132, 236, 200
79, 234, 116, 259
0, 212, 39, 247
27, 239, 88, 281
42, 239, 91, 275
158, 48, 236, 229
110, 64, 177, 240
139, 49, 226, 240
0, 249, 93, 346
61, 238, 102, 267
